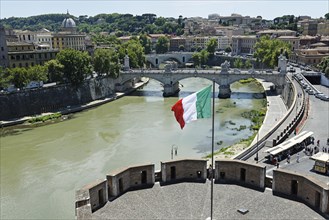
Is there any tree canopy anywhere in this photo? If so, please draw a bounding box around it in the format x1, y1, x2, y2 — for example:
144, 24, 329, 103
0, 13, 186, 36
318, 56, 329, 77
253, 36, 291, 68
56, 49, 93, 85
93, 48, 120, 78
155, 36, 170, 54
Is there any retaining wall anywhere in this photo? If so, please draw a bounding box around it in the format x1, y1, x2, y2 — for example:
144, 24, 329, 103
0, 76, 128, 121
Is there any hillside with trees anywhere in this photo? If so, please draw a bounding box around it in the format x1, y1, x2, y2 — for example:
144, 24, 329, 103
0, 13, 185, 35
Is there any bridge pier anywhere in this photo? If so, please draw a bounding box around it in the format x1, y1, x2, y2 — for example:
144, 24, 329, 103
163, 82, 180, 97
218, 85, 231, 98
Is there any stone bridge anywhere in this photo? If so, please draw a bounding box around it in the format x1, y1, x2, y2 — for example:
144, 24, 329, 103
145, 52, 193, 68
119, 55, 288, 98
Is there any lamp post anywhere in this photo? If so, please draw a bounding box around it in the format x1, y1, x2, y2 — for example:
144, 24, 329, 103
171, 144, 177, 160
255, 123, 259, 163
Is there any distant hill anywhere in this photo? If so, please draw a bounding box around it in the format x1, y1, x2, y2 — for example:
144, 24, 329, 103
0, 13, 185, 36
0, 13, 71, 31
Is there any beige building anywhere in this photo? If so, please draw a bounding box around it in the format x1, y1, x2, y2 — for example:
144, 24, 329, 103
217, 35, 230, 50
169, 36, 186, 51
257, 29, 296, 38
296, 48, 329, 65
52, 16, 86, 51
7, 41, 58, 68
298, 19, 318, 36
277, 36, 300, 51
317, 21, 329, 36
232, 35, 257, 55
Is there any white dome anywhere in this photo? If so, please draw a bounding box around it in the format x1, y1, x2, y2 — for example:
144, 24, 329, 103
62, 18, 76, 28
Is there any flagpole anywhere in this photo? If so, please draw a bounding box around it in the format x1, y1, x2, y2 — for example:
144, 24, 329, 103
210, 80, 215, 220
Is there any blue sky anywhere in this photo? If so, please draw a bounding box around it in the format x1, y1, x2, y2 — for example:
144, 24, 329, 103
1, 0, 328, 20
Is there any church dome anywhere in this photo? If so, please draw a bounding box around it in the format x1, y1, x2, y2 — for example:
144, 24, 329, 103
62, 18, 76, 28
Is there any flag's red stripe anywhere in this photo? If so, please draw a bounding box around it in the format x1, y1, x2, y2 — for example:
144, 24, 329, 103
171, 99, 185, 129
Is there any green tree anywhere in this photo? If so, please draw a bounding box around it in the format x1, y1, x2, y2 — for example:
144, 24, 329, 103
0, 67, 10, 89
234, 58, 244, 68
325, 13, 329, 20
56, 49, 92, 85
93, 48, 120, 78
225, 46, 232, 53
318, 56, 329, 77
7, 67, 28, 89
155, 36, 169, 54
119, 39, 145, 68
192, 53, 201, 67
45, 59, 64, 83
206, 38, 218, 57
254, 35, 291, 68
200, 49, 209, 65
139, 34, 152, 54
245, 59, 253, 69
27, 65, 48, 82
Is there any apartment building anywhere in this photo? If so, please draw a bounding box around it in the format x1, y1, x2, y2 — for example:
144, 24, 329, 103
0, 25, 9, 68
169, 36, 186, 51
257, 29, 296, 38
231, 35, 257, 55
277, 36, 300, 51
7, 41, 58, 68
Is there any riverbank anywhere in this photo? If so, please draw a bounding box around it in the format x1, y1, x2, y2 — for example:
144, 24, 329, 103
0, 77, 150, 127
207, 78, 289, 162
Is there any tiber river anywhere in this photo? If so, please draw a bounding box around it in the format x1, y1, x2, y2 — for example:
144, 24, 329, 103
0, 77, 265, 219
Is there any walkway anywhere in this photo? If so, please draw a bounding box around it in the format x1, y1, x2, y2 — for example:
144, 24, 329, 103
249, 79, 288, 146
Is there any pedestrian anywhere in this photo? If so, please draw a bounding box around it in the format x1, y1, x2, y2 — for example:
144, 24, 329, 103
317, 140, 320, 147
327, 138, 329, 146
277, 162, 280, 169
287, 154, 290, 163
297, 153, 300, 163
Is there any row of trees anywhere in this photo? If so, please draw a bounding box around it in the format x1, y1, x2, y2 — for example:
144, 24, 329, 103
1, 13, 186, 36
0, 38, 146, 89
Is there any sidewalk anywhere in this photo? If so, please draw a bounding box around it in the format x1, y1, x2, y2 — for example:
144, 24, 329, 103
249, 79, 288, 146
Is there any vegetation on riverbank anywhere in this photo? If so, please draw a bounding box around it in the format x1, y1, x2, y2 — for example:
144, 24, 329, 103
27, 113, 62, 124
205, 78, 267, 159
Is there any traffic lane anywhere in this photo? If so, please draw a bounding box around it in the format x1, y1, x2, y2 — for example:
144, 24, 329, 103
302, 85, 329, 149
266, 150, 329, 184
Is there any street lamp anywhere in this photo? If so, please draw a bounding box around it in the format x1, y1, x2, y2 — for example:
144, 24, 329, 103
255, 114, 259, 163
171, 144, 177, 159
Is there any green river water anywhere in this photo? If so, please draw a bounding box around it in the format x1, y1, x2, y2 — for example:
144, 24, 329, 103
0, 78, 265, 219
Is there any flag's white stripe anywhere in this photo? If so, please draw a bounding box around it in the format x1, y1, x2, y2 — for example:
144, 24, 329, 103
182, 93, 197, 124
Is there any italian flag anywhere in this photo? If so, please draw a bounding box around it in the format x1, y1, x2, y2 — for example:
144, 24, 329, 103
171, 85, 212, 129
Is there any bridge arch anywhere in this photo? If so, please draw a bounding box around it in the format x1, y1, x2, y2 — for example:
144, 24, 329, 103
119, 68, 286, 98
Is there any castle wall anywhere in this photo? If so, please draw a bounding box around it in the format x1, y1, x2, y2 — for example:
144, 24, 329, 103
215, 159, 266, 190
273, 169, 329, 214
106, 164, 154, 198
75, 159, 329, 219
160, 159, 208, 183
